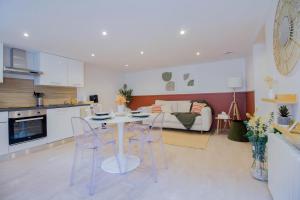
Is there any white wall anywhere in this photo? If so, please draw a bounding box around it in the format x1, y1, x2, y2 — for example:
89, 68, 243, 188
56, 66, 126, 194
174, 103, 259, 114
123, 58, 246, 96
77, 64, 122, 112
253, 0, 300, 120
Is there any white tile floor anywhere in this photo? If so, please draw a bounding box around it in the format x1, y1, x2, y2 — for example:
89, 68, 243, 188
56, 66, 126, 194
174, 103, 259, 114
0, 134, 272, 200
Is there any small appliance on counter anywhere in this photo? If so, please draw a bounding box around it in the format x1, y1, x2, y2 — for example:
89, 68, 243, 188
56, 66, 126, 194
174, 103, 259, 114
89, 95, 99, 103
33, 92, 45, 107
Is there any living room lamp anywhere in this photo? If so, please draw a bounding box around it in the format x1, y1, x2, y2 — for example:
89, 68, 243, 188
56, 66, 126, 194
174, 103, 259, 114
227, 77, 242, 120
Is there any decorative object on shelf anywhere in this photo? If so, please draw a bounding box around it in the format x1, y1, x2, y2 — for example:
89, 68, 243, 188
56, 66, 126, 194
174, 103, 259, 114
162, 72, 172, 82
273, 0, 300, 76
187, 79, 194, 87
165, 81, 175, 91
115, 94, 127, 113
245, 112, 274, 181
264, 76, 275, 99
289, 122, 300, 134
118, 84, 133, 106
183, 73, 190, 80
278, 105, 291, 125
227, 77, 242, 120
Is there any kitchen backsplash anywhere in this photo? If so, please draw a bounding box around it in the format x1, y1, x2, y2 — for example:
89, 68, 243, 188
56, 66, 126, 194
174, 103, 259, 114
0, 78, 77, 107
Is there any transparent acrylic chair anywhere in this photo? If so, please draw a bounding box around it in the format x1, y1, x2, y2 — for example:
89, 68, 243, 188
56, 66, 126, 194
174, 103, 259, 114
127, 112, 167, 182
70, 117, 120, 195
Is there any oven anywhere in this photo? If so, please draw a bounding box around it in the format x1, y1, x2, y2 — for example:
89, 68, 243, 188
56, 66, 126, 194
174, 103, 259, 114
8, 109, 47, 145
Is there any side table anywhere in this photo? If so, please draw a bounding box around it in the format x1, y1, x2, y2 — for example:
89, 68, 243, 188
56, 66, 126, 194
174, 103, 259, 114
215, 117, 231, 134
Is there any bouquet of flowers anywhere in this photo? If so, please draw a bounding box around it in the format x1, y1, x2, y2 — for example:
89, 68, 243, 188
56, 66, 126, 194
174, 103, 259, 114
245, 112, 274, 162
115, 94, 127, 105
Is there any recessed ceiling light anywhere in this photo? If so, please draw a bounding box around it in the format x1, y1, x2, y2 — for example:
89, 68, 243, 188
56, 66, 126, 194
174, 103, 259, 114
140, 51, 144, 55
102, 31, 107, 36
196, 52, 200, 56
179, 30, 186, 35
23, 32, 29, 37
91, 53, 95, 57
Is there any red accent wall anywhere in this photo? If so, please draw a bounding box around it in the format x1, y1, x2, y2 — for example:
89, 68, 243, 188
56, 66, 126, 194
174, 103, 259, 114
246, 91, 255, 115
129, 92, 253, 128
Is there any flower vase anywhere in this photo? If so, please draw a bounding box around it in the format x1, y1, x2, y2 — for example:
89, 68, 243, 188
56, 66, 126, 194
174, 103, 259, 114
249, 135, 268, 181
268, 89, 275, 99
117, 105, 125, 113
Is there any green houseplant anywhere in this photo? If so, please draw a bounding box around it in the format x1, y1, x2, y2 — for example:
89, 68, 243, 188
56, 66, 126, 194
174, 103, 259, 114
244, 112, 274, 181
118, 84, 133, 107
278, 105, 291, 125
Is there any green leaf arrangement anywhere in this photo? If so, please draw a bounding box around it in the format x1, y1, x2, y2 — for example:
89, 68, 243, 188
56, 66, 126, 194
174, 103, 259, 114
278, 105, 290, 117
118, 84, 133, 106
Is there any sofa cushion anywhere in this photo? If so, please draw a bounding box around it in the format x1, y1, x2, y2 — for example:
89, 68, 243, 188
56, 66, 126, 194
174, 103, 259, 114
176, 101, 191, 112
151, 105, 162, 113
164, 113, 179, 123
191, 102, 206, 114
161, 104, 172, 113
155, 100, 177, 112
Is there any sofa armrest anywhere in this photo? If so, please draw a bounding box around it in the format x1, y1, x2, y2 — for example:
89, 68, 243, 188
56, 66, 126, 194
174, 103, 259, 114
201, 107, 212, 131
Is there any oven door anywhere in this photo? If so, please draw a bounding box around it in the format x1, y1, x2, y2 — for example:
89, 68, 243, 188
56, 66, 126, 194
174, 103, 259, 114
9, 115, 47, 145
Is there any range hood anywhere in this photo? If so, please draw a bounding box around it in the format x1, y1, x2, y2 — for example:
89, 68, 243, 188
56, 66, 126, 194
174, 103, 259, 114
3, 48, 43, 76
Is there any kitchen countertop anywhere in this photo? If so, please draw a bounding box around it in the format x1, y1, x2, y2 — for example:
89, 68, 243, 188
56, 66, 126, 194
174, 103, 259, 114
0, 103, 90, 112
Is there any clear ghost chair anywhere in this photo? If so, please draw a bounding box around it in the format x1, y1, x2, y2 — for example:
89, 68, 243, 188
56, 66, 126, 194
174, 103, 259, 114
127, 112, 167, 182
70, 117, 120, 195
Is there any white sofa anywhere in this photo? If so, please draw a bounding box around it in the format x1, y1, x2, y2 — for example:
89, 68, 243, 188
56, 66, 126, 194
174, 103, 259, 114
140, 100, 212, 132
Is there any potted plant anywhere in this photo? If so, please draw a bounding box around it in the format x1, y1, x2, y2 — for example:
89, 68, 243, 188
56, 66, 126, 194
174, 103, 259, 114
245, 112, 274, 181
278, 105, 291, 125
118, 84, 133, 107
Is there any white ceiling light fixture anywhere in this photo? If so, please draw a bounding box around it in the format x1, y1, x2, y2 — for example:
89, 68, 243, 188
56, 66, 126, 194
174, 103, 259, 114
91, 53, 95, 57
23, 32, 29, 37
101, 31, 108, 36
140, 51, 144, 55
196, 52, 200, 56
124, 64, 129, 67
179, 29, 186, 35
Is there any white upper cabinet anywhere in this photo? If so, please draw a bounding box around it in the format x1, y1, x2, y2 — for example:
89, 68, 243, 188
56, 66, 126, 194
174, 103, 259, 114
36, 53, 68, 86
68, 59, 84, 87
0, 42, 3, 83
35, 53, 84, 87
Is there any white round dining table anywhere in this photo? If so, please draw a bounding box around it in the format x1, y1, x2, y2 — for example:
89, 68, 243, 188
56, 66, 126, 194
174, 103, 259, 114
86, 114, 150, 174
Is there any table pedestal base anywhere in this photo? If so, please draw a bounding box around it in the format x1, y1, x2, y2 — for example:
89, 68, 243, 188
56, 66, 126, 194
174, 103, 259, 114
101, 155, 140, 174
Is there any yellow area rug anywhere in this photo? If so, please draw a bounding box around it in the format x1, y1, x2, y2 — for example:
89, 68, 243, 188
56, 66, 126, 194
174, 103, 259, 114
162, 129, 211, 149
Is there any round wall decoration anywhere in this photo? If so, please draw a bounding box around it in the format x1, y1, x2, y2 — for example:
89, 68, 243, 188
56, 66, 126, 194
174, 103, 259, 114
273, 0, 300, 76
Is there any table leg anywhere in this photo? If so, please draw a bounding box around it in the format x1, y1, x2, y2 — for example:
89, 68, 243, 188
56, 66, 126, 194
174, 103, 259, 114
216, 119, 220, 134
101, 122, 140, 174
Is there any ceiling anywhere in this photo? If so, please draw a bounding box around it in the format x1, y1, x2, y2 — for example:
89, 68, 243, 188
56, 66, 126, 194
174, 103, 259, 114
0, 0, 271, 71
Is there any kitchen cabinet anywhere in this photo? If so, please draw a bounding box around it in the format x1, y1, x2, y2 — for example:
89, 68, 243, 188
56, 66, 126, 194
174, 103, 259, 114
35, 53, 69, 86
47, 107, 81, 143
0, 112, 9, 155
68, 59, 84, 87
35, 52, 84, 87
0, 42, 3, 83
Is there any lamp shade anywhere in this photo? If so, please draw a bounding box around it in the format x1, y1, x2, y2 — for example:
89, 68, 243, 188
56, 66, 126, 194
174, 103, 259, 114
227, 77, 242, 88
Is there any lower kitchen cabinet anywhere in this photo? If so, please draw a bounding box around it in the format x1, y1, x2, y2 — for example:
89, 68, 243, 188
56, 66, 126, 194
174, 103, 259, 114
0, 112, 9, 155
47, 107, 81, 143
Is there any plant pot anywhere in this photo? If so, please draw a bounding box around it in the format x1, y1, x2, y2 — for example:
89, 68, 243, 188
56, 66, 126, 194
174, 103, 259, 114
277, 116, 290, 125
117, 105, 125, 113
